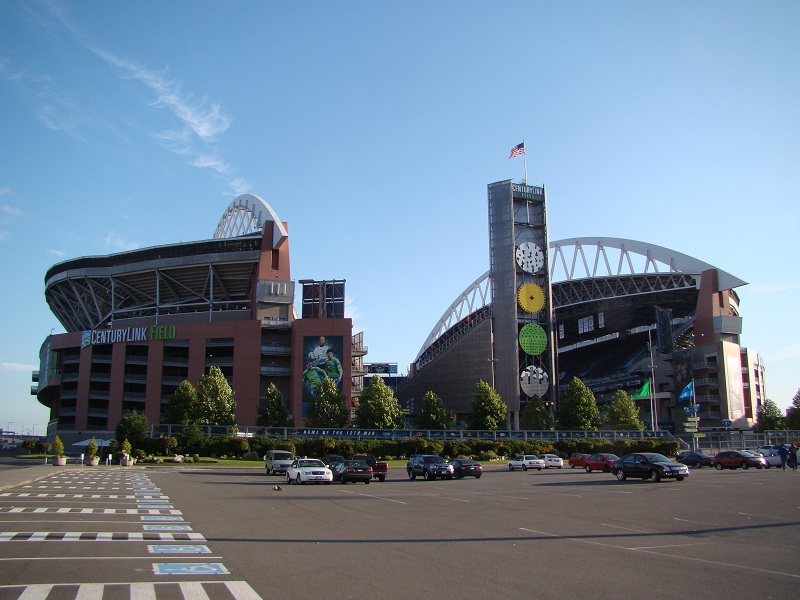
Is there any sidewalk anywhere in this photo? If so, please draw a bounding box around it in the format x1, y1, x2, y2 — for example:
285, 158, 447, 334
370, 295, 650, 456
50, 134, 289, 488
0, 461, 87, 492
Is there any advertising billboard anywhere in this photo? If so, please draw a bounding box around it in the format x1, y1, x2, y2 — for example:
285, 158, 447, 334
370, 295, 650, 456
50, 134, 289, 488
302, 335, 344, 416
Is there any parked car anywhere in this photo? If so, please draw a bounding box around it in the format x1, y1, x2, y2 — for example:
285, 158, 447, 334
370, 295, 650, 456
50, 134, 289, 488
568, 453, 591, 468
407, 455, 454, 480
508, 455, 545, 471
285, 458, 333, 484
584, 453, 619, 473
539, 454, 564, 469
451, 458, 483, 479
762, 449, 784, 468
756, 444, 791, 457
332, 459, 373, 484
611, 453, 689, 482
265, 449, 295, 475
676, 451, 714, 468
349, 454, 388, 482
713, 450, 767, 470
322, 454, 346, 468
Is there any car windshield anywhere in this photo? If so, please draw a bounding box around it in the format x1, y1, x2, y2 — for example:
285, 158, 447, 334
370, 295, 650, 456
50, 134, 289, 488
604, 454, 619, 460
299, 459, 324, 467
646, 454, 671, 463
424, 456, 445, 464
740, 451, 758, 457
273, 452, 292, 460
344, 460, 367, 467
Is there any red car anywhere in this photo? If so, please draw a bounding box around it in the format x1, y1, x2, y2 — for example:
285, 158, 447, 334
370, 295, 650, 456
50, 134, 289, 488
584, 453, 619, 473
713, 450, 767, 470
568, 453, 591, 468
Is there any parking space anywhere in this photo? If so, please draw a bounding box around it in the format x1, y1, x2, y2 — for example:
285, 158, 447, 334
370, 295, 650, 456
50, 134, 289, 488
0, 468, 263, 599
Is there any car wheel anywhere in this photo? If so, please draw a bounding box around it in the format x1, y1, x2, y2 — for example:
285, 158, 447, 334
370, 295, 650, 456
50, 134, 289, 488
585, 465, 592, 473
286, 474, 292, 484
475, 474, 481, 479
765, 464, 771, 469
715, 463, 723, 470
446, 475, 453, 480
537, 468, 542, 471
508, 464, 514, 471
615, 469, 626, 481
557, 466, 562, 469
649, 470, 661, 483
296, 474, 303, 485
408, 470, 416, 480
365, 479, 370, 484
266, 467, 272, 476
676, 476, 685, 481
423, 470, 431, 481
378, 475, 385, 482
603, 465, 610, 473
741, 461, 749, 469
522, 465, 527, 471
570, 462, 575, 468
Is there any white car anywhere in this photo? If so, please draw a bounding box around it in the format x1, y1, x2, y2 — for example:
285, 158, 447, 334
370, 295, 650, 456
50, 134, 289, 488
286, 458, 333, 484
762, 449, 785, 468
540, 454, 564, 469
508, 455, 545, 471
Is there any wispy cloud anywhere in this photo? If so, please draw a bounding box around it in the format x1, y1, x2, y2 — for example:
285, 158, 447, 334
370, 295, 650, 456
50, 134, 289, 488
49, 249, 66, 258
0, 362, 37, 373
104, 231, 138, 253
767, 345, 800, 363
748, 283, 800, 294
0, 187, 13, 197
1, 205, 23, 217
0, 58, 87, 140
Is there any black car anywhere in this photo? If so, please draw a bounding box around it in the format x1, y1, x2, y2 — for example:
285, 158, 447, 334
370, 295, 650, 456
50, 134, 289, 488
611, 453, 689, 482
451, 458, 483, 479
332, 459, 373, 484
407, 455, 454, 480
322, 454, 346, 468
676, 451, 714, 468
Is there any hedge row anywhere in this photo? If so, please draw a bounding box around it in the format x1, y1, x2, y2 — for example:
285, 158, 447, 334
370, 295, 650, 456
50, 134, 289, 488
169, 436, 680, 460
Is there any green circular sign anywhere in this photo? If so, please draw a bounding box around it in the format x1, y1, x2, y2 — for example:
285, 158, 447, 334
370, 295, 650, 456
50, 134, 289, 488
519, 323, 547, 356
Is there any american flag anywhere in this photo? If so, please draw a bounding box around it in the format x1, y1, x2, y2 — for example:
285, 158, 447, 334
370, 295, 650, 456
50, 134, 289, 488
509, 142, 525, 159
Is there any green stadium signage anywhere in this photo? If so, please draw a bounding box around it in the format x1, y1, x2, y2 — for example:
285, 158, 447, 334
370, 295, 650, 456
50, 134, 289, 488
81, 325, 176, 348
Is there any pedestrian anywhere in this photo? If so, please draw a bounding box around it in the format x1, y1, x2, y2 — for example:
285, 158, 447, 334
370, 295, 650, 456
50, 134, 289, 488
789, 444, 798, 472
778, 444, 789, 471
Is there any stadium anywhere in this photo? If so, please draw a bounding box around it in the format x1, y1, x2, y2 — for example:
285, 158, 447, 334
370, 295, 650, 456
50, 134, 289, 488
396, 181, 766, 435
32, 194, 366, 445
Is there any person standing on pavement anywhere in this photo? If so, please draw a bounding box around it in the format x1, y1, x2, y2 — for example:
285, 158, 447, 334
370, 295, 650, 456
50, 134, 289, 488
789, 444, 798, 472
778, 444, 789, 471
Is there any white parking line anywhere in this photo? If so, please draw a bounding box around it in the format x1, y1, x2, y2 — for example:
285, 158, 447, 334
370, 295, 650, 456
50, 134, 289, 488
337, 490, 406, 504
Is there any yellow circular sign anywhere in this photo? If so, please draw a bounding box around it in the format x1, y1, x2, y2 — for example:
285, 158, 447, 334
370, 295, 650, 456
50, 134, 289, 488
518, 283, 545, 313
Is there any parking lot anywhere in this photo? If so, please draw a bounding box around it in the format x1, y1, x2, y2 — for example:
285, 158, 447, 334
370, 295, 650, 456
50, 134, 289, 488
1, 462, 798, 599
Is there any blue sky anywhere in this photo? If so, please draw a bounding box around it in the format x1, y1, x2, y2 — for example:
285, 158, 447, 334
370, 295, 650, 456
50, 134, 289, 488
1, 1, 798, 436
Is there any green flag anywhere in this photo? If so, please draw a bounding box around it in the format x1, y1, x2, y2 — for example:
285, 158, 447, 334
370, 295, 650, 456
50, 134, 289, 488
630, 380, 650, 399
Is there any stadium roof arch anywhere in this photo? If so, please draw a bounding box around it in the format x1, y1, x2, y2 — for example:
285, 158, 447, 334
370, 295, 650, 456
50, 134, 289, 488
414, 237, 747, 363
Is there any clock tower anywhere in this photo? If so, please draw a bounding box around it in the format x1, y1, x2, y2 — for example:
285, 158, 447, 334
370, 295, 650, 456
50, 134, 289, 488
487, 180, 557, 427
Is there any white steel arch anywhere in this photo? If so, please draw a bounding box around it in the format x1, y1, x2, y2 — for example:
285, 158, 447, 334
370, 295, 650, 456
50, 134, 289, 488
414, 237, 746, 362
214, 193, 288, 249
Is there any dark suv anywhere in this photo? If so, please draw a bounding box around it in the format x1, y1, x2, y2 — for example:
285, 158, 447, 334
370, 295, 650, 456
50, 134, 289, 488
407, 455, 454, 481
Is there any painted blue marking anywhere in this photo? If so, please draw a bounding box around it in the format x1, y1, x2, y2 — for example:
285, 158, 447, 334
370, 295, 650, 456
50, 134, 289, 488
148, 545, 211, 554
138, 504, 174, 509
153, 562, 229, 575
141, 515, 184, 521
143, 525, 192, 531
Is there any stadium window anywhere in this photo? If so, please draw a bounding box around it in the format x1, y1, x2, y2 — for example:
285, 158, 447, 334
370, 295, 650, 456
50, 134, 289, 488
598, 312, 604, 328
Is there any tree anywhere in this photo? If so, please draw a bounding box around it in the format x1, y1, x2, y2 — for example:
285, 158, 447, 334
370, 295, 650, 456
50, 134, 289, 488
354, 377, 405, 429
520, 394, 553, 430
257, 383, 291, 427
166, 379, 200, 424
466, 380, 507, 430
557, 377, 599, 430
115, 409, 149, 451
196, 366, 237, 426
306, 377, 348, 427
52, 435, 65, 457
754, 399, 786, 432
417, 391, 450, 430
601, 390, 645, 430
178, 419, 205, 454
785, 389, 800, 430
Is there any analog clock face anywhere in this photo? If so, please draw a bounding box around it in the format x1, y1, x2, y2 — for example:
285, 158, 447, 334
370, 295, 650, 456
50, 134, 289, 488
515, 242, 544, 273
520, 365, 549, 397
518, 323, 548, 356
518, 283, 546, 314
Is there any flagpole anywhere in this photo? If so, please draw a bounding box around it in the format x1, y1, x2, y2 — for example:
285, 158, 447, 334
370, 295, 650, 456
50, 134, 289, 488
523, 138, 528, 184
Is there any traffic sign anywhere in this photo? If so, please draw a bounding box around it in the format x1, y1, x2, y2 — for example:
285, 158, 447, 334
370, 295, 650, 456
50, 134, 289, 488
693, 433, 706, 438
721, 419, 732, 427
